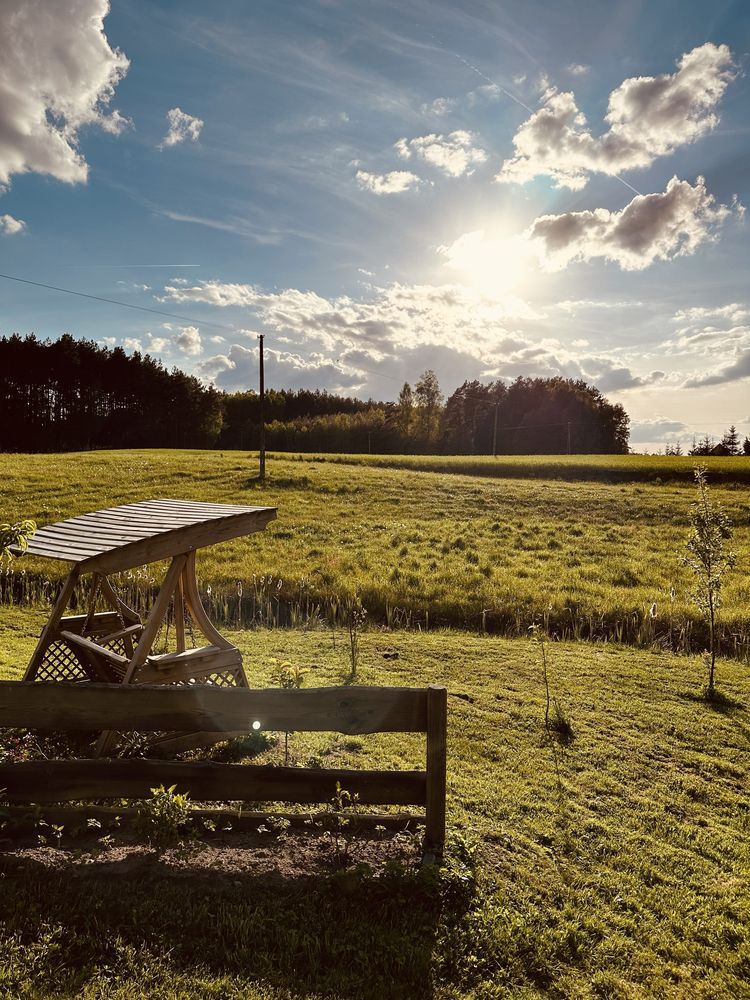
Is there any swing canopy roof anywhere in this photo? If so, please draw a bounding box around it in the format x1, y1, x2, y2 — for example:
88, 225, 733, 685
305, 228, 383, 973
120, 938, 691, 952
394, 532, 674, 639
12, 499, 277, 576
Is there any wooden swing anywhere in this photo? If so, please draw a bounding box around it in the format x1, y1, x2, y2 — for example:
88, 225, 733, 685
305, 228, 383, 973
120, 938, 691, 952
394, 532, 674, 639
13, 499, 276, 755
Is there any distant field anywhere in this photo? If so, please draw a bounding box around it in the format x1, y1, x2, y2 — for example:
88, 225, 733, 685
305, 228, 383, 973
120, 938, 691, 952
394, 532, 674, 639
303, 451, 750, 484
1, 449, 749, 652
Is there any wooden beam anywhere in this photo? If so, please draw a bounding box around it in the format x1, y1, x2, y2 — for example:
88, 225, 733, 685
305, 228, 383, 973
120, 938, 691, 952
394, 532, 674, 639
0, 759, 427, 806
425, 684, 447, 853
22, 568, 80, 681
0, 682, 429, 735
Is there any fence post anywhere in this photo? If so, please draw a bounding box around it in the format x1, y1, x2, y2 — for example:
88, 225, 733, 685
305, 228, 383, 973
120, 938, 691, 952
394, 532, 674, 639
425, 684, 447, 853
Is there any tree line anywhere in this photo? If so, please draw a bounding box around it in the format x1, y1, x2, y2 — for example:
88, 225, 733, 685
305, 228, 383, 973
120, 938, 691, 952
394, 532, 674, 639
681, 426, 750, 456
1, 334, 630, 454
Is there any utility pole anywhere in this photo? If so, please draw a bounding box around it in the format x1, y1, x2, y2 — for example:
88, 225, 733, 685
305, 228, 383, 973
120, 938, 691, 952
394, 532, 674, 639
567, 420, 571, 455
258, 334, 266, 481
492, 402, 499, 457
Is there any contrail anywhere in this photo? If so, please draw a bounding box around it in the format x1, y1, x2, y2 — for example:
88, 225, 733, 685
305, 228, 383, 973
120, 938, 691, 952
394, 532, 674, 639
448, 49, 535, 114
430, 33, 643, 196
613, 175, 643, 197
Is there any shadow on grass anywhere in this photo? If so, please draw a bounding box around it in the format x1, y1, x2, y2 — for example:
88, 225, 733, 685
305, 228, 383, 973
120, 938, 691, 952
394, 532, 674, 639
0, 851, 445, 999
679, 687, 745, 714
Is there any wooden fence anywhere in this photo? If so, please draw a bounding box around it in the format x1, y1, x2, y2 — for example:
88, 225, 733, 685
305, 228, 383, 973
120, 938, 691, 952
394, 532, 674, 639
0, 682, 447, 851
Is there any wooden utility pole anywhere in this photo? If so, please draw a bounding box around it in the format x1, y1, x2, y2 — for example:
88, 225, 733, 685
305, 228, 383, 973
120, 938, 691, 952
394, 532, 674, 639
567, 421, 571, 455
258, 334, 266, 481
492, 403, 499, 457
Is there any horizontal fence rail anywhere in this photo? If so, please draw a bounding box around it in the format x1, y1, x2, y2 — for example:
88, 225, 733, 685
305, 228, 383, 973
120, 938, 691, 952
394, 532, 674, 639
0, 760, 427, 806
0, 681, 448, 850
0, 682, 428, 735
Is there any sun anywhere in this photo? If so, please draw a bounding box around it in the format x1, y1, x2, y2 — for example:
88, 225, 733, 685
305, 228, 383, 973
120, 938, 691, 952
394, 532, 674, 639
438, 228, 535, 301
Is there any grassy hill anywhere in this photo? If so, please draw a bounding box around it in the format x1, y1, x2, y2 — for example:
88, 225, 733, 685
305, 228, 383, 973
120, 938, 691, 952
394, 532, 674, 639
2, 450, 748, 653
1, 612, 749, 998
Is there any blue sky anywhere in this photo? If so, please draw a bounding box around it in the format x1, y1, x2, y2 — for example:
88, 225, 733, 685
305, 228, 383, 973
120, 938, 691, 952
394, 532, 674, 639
1, 0, 749, 449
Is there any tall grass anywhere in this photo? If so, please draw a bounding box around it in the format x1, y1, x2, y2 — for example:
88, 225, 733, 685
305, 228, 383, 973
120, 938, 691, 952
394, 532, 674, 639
1, 449, 748, 659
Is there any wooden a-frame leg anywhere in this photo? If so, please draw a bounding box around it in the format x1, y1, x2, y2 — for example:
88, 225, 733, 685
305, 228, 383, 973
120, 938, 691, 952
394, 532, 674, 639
95, 554, 188, 757
23, 567, 81, 681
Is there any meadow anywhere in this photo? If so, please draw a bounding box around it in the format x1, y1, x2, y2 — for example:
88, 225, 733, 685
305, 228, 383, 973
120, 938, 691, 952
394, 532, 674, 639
1, 450, 749, 654
1, 450, 749, 997
1, 612, 749, 998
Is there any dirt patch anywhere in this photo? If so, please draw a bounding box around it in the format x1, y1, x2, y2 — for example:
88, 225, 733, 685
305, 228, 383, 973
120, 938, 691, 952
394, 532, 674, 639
0, 827, 422, 885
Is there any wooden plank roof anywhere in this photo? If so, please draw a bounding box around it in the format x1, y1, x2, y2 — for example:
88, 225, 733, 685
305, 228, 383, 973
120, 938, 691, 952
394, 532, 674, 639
11, 499, 277, 575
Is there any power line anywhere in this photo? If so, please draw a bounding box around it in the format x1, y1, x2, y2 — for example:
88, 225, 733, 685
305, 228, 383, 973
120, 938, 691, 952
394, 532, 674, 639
0, 272, 236, 332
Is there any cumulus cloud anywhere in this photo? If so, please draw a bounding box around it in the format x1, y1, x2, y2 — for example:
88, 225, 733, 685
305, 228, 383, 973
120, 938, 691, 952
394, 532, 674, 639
629, 418, 689, 443
497, 43, 735, 189
683, 351, 750, 388
355, 169, 422, 194
174, 325, 202, 355
162, 276, 662, 394
396, 130, 487, 177
0, 214, 25, 235
0, 0, 129, 190
528, 176, 736, 271
162, 279, 532, 360
673, 303, 749, 325
159, 107, 204, 149
195, 344, 364, 393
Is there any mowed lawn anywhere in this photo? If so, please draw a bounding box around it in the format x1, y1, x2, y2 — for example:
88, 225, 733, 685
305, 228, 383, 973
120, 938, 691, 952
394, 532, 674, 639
1, 610, 749, 998
1, 450, 749, 649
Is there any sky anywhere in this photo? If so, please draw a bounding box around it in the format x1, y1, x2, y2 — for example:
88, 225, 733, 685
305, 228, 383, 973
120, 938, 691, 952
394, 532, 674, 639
1, 0, 749, 452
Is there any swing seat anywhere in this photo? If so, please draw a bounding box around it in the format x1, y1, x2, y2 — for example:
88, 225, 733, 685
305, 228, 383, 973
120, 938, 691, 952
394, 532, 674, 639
13, 499, 277, 754
139, 645, 243, 684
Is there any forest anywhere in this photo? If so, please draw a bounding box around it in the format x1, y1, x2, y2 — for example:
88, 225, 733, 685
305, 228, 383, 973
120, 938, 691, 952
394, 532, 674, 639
0, 333, 633, 454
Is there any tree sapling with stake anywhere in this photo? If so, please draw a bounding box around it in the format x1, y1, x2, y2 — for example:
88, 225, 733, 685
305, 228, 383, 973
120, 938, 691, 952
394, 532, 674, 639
681, 467, 736, 694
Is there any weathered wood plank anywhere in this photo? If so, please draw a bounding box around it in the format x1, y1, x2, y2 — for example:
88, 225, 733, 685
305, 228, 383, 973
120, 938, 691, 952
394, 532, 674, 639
12, 500, 277, 570
59, 632, 128, 668
78, 511, 276, 574
0, 759, 427, 806
425, 684, 447, 852
0, 682, 429, 734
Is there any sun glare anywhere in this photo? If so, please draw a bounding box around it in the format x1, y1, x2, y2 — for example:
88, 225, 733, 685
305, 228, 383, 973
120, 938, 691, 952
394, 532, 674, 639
438, 229, 535, 301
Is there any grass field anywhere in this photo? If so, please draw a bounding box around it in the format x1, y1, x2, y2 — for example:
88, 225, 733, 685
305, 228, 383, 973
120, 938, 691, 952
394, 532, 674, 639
2, 450, 748, 653
301, 451, 750, 485
2, 610, 750, 998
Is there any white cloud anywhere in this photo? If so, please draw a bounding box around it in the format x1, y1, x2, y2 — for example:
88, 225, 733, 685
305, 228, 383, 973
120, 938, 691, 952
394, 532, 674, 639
420, 97, 456, 116
527, 176, 736, 271
174, 325, 202, 355
147, 337, 169, 352
673, 303, 749, 325
0, 0, 129, 190
162, 279, 534, 360
355, 169, 422, 194
497, 43, 735, 189
122, 338, 143, 352
161, 276, 675, 393
0, 214, 25, 235
683, 351, 750, 388
196, 344, 364, 393
159, 107, 204, 149
566, 63, 590, 76
396, 130, 486, 177
629, 418, 689, 442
